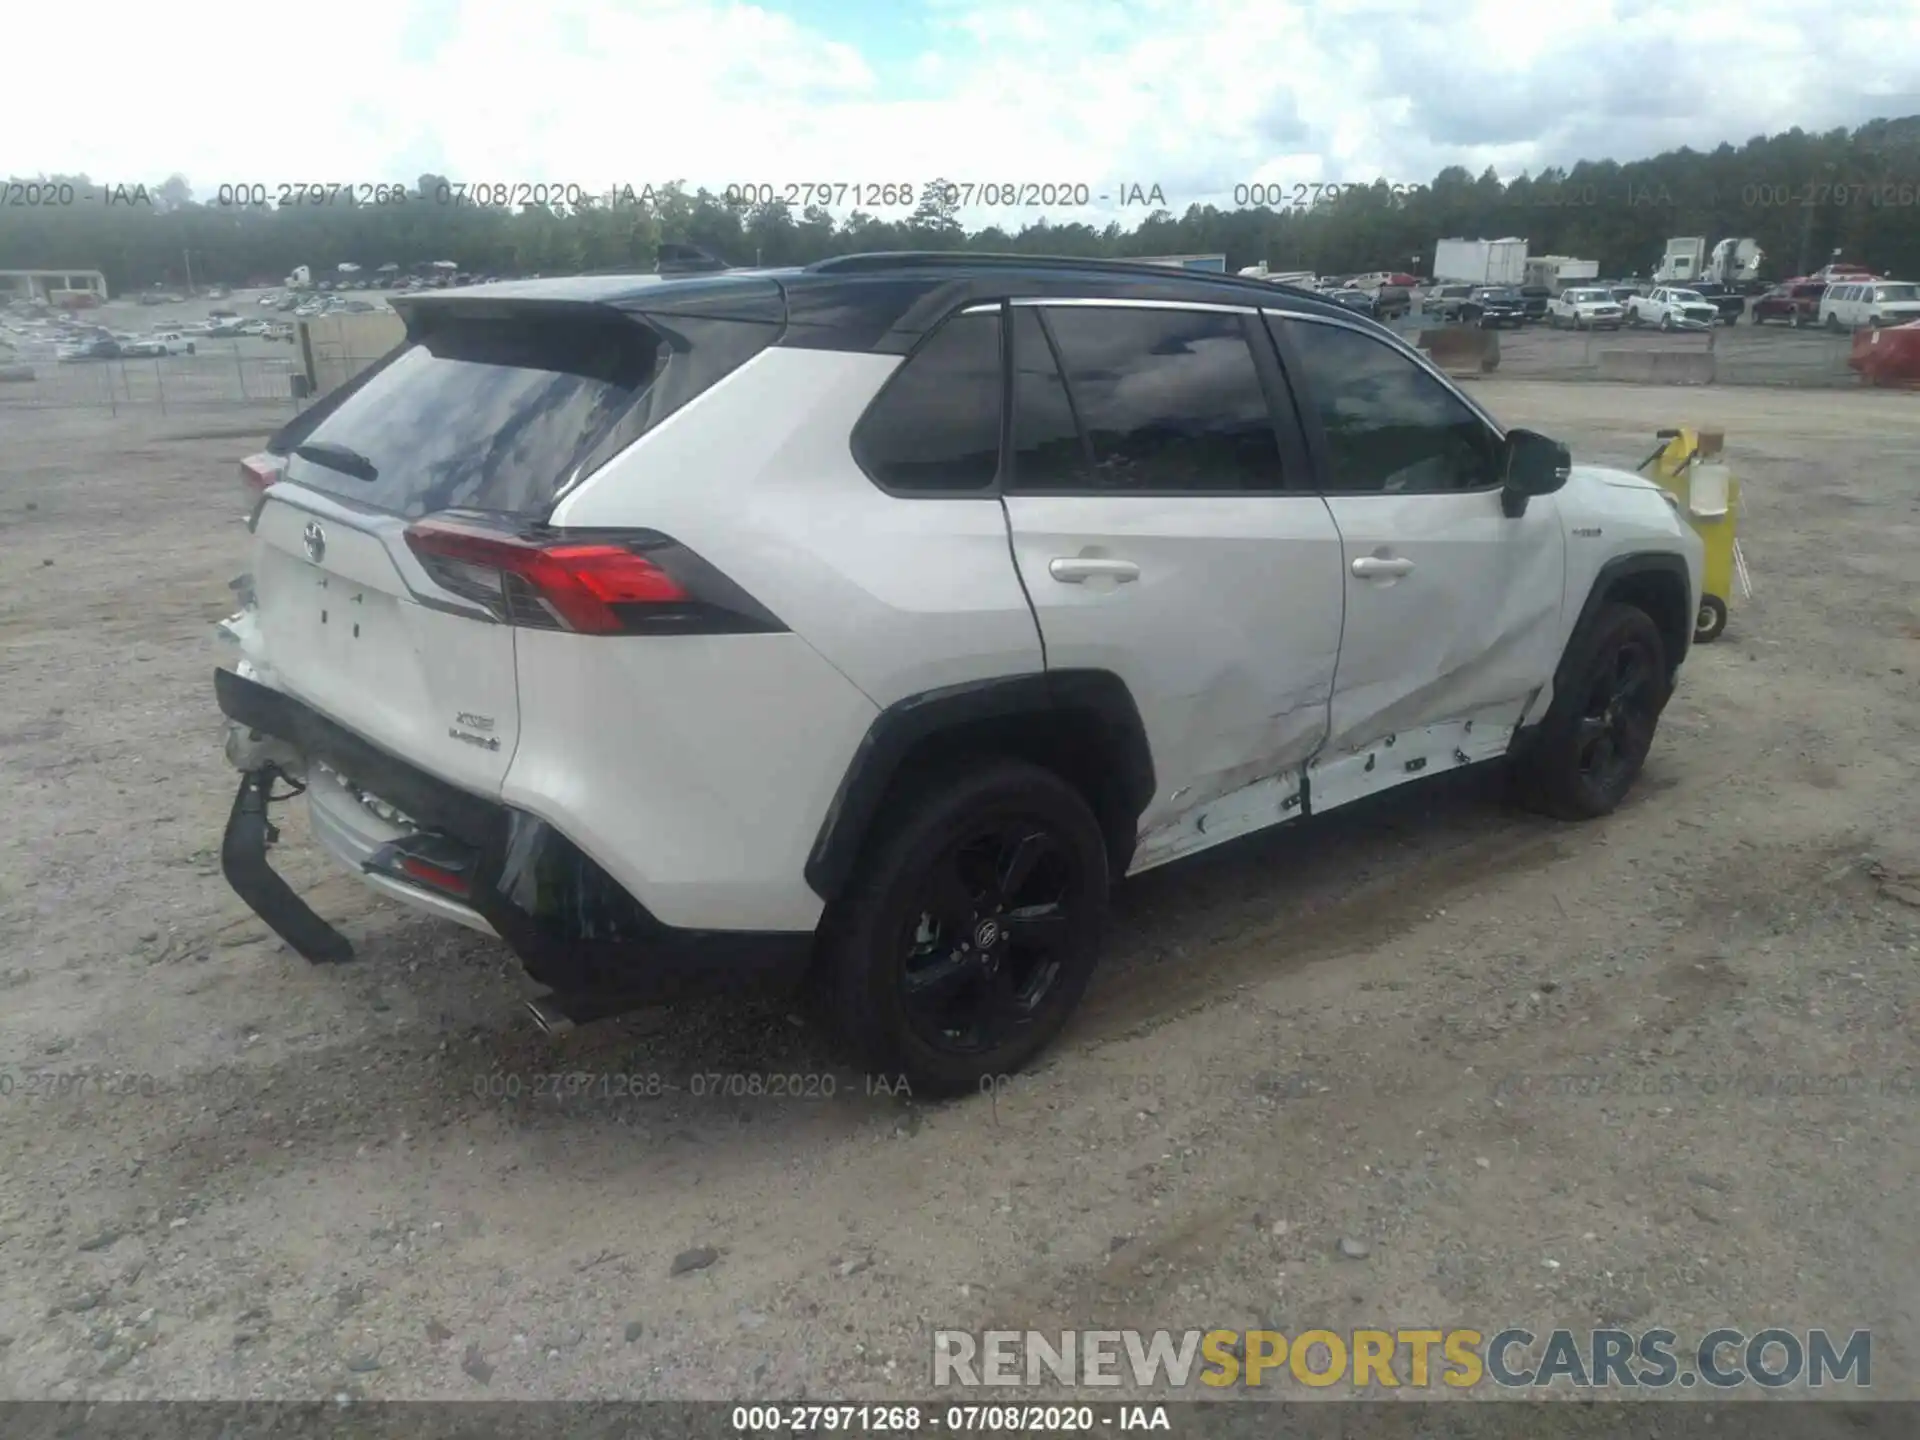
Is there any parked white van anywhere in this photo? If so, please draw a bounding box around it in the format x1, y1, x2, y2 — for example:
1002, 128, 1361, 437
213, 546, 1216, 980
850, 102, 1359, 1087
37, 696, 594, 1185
1819, 280, 1920, 330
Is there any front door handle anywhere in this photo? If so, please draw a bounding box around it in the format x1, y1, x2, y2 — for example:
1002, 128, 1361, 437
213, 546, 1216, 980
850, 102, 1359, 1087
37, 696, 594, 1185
1352, 555, 1415, 579
1049, 557, 1140, 584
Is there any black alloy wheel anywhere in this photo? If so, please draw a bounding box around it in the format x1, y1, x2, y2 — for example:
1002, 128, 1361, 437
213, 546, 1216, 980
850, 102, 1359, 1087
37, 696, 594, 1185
1514, 602, 1671, 820
823, 759, 1108, 1096
896, 820, 1076, 1057
1572, 633, 1661, 798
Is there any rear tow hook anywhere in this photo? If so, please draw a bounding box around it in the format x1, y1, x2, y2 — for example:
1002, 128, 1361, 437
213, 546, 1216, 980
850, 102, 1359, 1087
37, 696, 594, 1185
220, 766, 355, 965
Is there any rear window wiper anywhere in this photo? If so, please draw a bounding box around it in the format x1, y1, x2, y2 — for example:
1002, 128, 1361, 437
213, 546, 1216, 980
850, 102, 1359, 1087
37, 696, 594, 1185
294, 441, 379, 482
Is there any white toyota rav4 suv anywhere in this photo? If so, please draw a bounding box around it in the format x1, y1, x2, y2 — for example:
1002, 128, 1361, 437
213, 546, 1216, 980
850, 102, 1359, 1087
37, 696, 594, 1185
215, 253, 1703, 1094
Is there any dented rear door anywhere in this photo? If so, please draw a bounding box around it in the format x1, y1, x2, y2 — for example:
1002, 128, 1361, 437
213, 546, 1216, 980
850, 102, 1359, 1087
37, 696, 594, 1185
1000, 302, 1345, 871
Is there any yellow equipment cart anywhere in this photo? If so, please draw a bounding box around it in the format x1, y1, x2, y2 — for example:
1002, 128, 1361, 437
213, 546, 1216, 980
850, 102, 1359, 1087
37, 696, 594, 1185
1635, 427, 1750, 643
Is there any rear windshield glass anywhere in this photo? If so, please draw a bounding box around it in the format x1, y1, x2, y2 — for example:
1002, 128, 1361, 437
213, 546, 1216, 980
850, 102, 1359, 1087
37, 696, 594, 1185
285, 314, 663, 518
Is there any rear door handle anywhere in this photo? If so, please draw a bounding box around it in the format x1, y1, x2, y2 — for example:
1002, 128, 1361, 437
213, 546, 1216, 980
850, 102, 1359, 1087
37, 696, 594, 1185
1351, 556, 1415, 579
1049, 557, 1140, 584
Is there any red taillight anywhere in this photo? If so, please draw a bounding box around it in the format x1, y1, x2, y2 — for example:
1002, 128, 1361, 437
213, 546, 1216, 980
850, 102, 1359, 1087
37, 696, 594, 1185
240, 452, 281, 492
398, 855, 470, 898
240, 454, 281, 528
403, 516, 691, 635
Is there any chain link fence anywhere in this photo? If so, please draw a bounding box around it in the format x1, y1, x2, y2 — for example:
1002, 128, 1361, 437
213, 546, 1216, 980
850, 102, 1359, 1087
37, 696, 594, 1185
1382, 313, 1861, 386
0, 318, 1874, 412
0, 341, 302, 413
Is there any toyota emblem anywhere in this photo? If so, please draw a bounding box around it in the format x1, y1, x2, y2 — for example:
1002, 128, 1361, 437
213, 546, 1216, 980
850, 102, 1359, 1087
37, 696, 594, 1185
302, 520, 326, 563
973, 918, 1001, 950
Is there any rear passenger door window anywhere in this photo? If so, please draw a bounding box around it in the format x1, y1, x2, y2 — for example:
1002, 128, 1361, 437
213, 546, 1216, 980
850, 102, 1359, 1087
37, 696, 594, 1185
1009, 305, 1288, 493
852, 310, 1003, 492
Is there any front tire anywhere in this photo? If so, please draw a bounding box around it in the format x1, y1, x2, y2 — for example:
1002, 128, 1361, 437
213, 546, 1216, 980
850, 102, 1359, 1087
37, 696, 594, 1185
821, 759, 1109, 1098
1514, 603, 1671, 821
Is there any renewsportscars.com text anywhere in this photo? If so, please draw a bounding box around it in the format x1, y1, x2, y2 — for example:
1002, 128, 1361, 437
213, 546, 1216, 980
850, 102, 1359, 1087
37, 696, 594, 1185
932, 1327, 1870, 1390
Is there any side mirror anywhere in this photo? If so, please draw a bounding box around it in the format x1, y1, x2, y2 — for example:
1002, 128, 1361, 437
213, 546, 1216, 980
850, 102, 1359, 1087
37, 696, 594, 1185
1501, 429, 1572, 516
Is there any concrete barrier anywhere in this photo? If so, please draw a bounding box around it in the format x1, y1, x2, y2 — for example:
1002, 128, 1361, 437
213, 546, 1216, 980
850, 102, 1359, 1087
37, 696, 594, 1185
1417, 327, 1500, 375
1596, 350, 1658, 384
1597, 350, 1716, 385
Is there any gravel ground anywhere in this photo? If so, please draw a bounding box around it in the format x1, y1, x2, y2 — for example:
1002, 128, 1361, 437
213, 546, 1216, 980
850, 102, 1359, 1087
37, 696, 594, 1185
0, 383, 1917, 1405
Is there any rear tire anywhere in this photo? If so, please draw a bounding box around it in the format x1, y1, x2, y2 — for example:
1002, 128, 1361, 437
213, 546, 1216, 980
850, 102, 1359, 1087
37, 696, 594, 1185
1513, 603, 1671, 821
820, 759, 1109, 1098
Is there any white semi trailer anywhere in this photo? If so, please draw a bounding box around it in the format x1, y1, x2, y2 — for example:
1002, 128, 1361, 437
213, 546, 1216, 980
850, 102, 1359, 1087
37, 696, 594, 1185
1432, 237, 1529, 286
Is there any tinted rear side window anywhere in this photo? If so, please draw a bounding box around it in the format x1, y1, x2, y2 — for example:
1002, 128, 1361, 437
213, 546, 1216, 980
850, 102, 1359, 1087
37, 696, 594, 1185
1032, 306, 1283, 493
852, 310, 1003, 492
285, 314, 664, 519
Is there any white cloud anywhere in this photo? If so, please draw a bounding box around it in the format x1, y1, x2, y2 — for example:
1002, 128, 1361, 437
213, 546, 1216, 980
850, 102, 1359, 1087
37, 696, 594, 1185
4, 0, 1916, 227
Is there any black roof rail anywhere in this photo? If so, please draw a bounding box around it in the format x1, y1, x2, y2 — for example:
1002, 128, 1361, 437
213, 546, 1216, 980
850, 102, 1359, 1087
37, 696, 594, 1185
811, 251, 1214, 278
808, 251, 1328, 303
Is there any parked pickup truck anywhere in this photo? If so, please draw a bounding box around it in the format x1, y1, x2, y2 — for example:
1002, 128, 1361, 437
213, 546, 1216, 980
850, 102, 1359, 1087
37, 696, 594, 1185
1626, 288, 1720, 331
1684, 283, 1751, 324
1545, 288, 1625, 330
1459, 286, 1527, 328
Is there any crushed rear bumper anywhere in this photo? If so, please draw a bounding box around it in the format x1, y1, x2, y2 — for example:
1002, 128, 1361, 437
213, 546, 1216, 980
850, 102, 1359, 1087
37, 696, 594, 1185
213, 666, 816, 1005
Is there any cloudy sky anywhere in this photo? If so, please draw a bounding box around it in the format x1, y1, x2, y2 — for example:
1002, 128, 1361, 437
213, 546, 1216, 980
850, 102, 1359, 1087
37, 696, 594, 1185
8, 0, 1919, 222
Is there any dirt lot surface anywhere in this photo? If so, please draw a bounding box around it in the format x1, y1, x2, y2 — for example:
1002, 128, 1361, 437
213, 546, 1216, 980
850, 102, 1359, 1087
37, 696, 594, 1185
1, 383, 1918, 1407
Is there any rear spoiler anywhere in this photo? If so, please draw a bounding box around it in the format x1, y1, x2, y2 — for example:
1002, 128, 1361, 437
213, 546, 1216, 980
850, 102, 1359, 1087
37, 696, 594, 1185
392, 279, 786, 330
388, 293, 642, 334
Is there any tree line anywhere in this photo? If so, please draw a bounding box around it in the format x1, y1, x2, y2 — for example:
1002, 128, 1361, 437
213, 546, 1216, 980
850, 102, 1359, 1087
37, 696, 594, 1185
4, 114, 1917, 295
